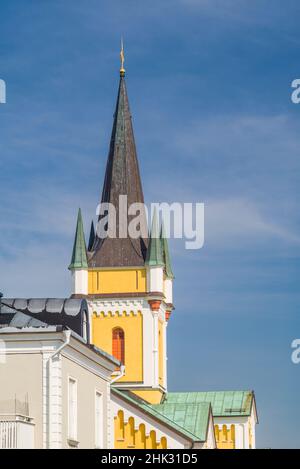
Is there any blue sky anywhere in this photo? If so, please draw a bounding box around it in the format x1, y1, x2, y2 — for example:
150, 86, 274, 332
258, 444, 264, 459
1, 0, 300, 448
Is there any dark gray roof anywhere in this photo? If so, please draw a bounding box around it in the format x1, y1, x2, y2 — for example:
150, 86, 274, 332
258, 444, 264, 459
0, 298, 89, 339
9, 312, 49, 329
1, 298, 84, 315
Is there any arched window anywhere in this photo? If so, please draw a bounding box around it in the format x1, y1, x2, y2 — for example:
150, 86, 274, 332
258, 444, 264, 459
112, 328, 125, 364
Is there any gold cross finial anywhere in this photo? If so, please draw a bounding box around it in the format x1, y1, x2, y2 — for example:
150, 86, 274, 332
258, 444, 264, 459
120, 38, 125, 76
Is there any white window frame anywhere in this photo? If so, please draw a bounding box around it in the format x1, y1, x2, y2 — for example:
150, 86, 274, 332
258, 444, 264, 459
68, 376, 78, 442
95, 390, 103, 449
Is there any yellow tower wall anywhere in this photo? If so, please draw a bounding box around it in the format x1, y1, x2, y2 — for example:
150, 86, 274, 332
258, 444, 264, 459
92, 311, 143, 383
88, 268, 146, 295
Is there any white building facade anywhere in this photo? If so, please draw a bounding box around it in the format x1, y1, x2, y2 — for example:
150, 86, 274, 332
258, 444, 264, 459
0, 327, 117, 449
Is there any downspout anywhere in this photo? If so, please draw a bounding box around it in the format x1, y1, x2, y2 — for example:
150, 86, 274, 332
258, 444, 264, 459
47, 329, 71, 448
111, 365, 125, 384
50, 329, 71, 360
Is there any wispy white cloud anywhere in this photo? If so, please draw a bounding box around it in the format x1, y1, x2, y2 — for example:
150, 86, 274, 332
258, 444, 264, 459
205, 198, 300, 246
141, 112, 300, 256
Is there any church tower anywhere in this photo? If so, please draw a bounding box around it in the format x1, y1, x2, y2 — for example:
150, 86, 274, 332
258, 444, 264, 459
69, 47, 174, 404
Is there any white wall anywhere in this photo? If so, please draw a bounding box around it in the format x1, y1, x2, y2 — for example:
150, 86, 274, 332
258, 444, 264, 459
71, 270, 88, 295
0, 331, 115, 449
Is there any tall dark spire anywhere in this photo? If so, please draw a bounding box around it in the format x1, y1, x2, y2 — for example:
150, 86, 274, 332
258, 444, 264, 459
88, 67, 148, 267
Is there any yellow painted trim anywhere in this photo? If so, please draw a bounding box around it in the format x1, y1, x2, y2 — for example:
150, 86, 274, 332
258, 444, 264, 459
114, 411, 168, 449
214, 424, 235, 449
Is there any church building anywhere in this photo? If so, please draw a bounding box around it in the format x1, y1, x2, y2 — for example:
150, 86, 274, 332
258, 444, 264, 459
0, 46, 258, 450
68, 48, 258, 449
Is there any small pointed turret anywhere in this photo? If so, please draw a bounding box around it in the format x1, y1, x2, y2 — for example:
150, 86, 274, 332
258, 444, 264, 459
69, 208, 88, 270
160, 222, 174, 279
146, 210, 164, 267
88, 220, 95, 252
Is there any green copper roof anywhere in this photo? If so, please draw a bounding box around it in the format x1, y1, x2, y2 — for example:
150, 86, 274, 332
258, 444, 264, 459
88, 220, 95, 252
164, 391, 254, 417
151, 402, 210, 441
160, 223, 174, 279
145, 209, 164, 267
112, 388, 211, 442
69, 208, 88, 270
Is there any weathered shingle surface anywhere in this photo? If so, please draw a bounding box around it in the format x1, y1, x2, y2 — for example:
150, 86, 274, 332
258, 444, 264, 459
88, 75, 148, 268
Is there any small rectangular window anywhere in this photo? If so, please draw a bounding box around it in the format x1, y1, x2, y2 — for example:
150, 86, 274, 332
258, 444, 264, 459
68, 377, 77, 441
95, 391, 103, 448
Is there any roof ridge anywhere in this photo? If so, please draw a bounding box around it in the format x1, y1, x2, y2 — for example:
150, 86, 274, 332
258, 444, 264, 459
165, 390, 254, 417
